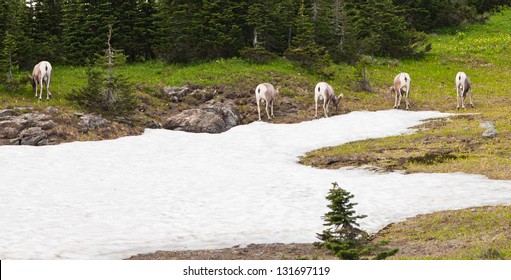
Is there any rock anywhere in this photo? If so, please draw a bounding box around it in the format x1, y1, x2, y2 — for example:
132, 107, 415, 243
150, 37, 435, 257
482, 128, 498, 138
143, 120, 162, 129
200, 100, 241, 129
162, 86, 192, 102
163, 100, 241, 133
46, 106, 59, 114
479, 121, 496, 129
11, 127, 48, 146
0, 127, 19, 139
164, 109, 226, 133
0, 109, 17, 118
0, 109, 58, 145
39, 120, 56, 130
78, 114, 109, 132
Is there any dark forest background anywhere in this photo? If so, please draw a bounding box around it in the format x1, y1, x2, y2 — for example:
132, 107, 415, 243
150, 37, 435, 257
1, 0, 509, 71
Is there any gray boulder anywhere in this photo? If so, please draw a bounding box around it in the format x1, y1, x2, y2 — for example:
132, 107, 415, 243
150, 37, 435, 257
78, 114, 109, 132
0, 109, 17, 118
479, 121, 496, 129
11, 127, 48, 146
0, 109, 56, 145
163, 100, 241, 133
162, 86, 192, 102
482, 127, 498, 139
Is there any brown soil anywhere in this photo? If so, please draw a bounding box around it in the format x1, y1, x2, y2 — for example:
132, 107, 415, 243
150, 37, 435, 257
127, 206, 511, 260
128, 243, 337, 260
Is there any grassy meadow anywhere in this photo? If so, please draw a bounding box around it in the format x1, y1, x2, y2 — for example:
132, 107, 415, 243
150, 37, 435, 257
2, 8, 511, 260
300, 8, 511, 180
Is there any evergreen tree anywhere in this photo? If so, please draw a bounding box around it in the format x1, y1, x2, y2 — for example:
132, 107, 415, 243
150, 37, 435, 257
292, 0, 315, 49
246, 1, 268, 49
317, 182, 398, 260
348, 0, 429, 57
155, 0, 202, 63
82, 0, 114, 64
67, 25, 135, 116
133, 0, 157, 60
29, 0, 64, 63
0, 0, 28, 83
197, 0, 246, 59
62, 0, 87, 65
317, 182, 368, 259
111, 0, 138, 61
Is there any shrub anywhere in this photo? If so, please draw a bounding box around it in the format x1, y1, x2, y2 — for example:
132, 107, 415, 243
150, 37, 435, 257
283, 46, 331, 73
66, 26, 136, 116
67, 69, 136, 116
240, 47, 278, 64
316, 182, 398, 260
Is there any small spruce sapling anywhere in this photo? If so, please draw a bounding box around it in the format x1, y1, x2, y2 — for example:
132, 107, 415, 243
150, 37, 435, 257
67, 25, 136, 116
317, 182, 398, 260
316, 182, 368, 259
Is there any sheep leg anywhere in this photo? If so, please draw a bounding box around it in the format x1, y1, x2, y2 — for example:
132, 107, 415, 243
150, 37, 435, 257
469, 90, 474, 108
315, 98, 318, 119
393, 88, 398, 109
461, 92, 466, 109
257, 99, 262, 121
46, 77, 52, 100
456, 89, 460, 110
405, 90, 410, 110
270, 100, 274, 118
324, 98, 329, 118
39, 77, 43, 100
396, 92, 402, 110
265, 100, 271, 120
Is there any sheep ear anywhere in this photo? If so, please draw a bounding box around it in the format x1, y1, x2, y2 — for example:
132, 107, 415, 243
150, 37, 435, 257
338, 93, 344, 99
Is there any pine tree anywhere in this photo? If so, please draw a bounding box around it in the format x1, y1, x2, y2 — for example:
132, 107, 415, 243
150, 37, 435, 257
246, 1, 268, 49
197, 0, 245, 59
317, 182, 398, 260
133, 0, 157, 60
292, 0, 315, 49
67, 25, 135, 116
155, 0, 202, 63
0, 0, 28, 85
347, 0, 429, 57
316, 182, 367, 259
62, 0, 87, 65
111, 0, 138, 61
30, 0, 64, 63
82, 0, 114, 64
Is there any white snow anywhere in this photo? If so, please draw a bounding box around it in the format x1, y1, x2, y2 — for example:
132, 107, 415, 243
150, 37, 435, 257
1, 109, 511, 260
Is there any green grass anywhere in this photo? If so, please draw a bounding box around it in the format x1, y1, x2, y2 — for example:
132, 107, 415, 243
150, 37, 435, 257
301, 8, 511, 180
372, 205, 511, 260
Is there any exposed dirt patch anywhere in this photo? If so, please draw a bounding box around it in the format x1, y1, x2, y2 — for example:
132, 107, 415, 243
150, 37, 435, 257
127, 206, 511, 260
128, 243, 336, 260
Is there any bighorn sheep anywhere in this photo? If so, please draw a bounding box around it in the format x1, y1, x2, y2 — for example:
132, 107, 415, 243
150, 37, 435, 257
456, 72, 474, 110
314, 82, 343, 118
255, 83, 278, 121
390, 72, 411, 110
29, 61, 52, 100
